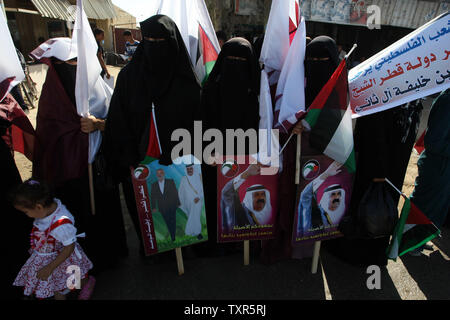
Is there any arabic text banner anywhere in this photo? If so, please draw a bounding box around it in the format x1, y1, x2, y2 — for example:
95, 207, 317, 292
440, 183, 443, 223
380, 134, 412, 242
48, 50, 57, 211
349, 12, 450, 118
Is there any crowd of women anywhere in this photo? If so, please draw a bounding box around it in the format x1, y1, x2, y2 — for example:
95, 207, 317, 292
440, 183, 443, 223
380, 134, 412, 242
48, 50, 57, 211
1, 14, 449, 300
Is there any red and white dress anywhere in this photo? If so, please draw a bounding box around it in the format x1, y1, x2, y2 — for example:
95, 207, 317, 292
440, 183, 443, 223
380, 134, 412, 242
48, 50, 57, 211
13, 199, 93, 299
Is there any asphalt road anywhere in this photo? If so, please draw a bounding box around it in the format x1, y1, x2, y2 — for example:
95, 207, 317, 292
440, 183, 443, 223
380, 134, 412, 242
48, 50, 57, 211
89, 193, 450, 300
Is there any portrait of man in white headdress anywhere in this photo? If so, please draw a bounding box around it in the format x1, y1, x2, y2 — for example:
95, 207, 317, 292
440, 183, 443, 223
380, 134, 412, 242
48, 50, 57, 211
178, 164, 204, 240
297, 161, 347, 236
221, 164, 272, 233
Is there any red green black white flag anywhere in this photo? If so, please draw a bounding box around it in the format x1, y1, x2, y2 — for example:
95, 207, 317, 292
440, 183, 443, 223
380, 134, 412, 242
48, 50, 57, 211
304, 59, 356, 172
387, 195, 440, 260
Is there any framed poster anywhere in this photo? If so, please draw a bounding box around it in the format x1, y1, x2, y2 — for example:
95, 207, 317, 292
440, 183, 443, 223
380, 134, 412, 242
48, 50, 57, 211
292, 154, 353, 244
217, 155, 279, 242
131, 155, 208, 255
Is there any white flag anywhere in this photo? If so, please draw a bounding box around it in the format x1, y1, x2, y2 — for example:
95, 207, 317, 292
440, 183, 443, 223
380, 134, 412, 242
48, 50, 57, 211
73, 0, 112, 163
258, 0, 303, 157
0, 10, 25, 101
275, 16, 306, 132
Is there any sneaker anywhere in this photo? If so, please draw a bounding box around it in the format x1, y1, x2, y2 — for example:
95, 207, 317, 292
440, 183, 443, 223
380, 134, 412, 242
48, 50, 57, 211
422, 243, 434, 251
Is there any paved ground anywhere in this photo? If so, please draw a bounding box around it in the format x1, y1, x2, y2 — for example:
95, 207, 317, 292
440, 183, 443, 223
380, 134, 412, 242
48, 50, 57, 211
14, 66, 450, 300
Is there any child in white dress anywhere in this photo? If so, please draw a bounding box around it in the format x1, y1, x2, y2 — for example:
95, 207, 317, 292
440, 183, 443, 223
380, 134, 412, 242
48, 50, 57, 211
12, 179, 95, 300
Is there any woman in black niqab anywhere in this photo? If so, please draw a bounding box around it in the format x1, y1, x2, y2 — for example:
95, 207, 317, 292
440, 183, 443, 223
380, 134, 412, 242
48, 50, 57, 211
304, 36, 340, 108
201, 37, 260, 133
105, 15, 201, 256
199, 37, 261, 256
105, 15, 200, 173
261, 36, 341, 263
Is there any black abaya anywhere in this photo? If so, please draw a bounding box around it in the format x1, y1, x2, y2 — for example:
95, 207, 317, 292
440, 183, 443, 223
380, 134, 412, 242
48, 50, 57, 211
0, 116, 31, 299
198, 38, 261, 252
324, 101, 422, 267
104, 15, 201, 255
34, 54, 129, 273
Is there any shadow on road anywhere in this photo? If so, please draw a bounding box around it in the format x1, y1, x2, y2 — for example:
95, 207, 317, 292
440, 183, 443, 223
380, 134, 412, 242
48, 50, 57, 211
92, 217, 327, 300
400, 227, 450, 300
320, 250, 402, 300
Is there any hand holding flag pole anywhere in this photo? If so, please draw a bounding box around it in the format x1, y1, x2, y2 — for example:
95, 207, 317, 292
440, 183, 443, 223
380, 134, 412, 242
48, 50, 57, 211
279, 44, 357, 157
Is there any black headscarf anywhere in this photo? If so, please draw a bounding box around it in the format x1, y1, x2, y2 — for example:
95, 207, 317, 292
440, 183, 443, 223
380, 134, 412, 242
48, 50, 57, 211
201, 37, 260, 134
304, 36, 340, 108
105, 15, 201, 180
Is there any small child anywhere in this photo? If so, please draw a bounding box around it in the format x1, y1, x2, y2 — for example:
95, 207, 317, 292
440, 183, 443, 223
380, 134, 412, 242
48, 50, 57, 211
11, 179, 95, 300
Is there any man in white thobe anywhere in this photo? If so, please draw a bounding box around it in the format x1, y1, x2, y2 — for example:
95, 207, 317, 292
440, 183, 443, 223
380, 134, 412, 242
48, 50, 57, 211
178, 164, 204, 239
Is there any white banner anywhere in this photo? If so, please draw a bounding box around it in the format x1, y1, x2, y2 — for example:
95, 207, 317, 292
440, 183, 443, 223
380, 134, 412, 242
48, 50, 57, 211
0, 9, 25, 101
349, 11, 450, 118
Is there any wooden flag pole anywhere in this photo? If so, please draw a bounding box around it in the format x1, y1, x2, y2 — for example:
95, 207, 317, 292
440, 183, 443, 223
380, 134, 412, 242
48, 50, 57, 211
175, 247, 184, 275
88, 163, 96, 215
295, 133, 302, 185
244, 240, 250, 266
311, 241, 322, 274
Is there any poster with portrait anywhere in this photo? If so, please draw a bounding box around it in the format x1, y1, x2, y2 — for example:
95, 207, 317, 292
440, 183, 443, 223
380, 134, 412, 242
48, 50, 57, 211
131, 155, 208, 255
292, 154, 353, 245
217, 155, 279, 242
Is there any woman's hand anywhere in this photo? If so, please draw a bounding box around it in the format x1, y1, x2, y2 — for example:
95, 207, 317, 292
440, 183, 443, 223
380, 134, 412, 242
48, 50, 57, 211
292, 121, 304, 135
37, 265, 53, 281
80, 116, 105, 133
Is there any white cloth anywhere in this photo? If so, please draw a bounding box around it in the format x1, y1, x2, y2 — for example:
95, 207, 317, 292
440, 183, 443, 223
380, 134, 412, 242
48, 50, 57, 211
33, 199, 78, 247
73, 0, 112, 163
0, 9, 25, 101
178, 166, 204, 236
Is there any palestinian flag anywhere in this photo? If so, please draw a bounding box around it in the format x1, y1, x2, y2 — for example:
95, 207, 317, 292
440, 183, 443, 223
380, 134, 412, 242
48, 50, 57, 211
387, 196, 440, 260
414, 130, 426, 155
305, 59, 356, 172
157, 0, 220, 85
145, 105, 162, 160
195, 24, 219, 84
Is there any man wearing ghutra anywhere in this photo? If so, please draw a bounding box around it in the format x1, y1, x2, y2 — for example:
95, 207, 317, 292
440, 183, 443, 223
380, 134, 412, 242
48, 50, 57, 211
178, 164, 204, 239
221, 164, 272, 233
297, 161, 346, 236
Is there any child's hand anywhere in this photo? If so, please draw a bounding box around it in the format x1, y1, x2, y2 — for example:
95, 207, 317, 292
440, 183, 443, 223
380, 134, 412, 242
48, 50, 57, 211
37, 265, 53, 281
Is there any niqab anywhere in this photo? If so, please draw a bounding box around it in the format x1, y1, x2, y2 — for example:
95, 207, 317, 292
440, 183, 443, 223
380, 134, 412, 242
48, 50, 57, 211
304, 36, 340, 108
105, 15, 201, 178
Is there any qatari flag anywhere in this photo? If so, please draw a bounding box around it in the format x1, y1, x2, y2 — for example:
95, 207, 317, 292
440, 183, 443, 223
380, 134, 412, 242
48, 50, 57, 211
0, 8, 25, 102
